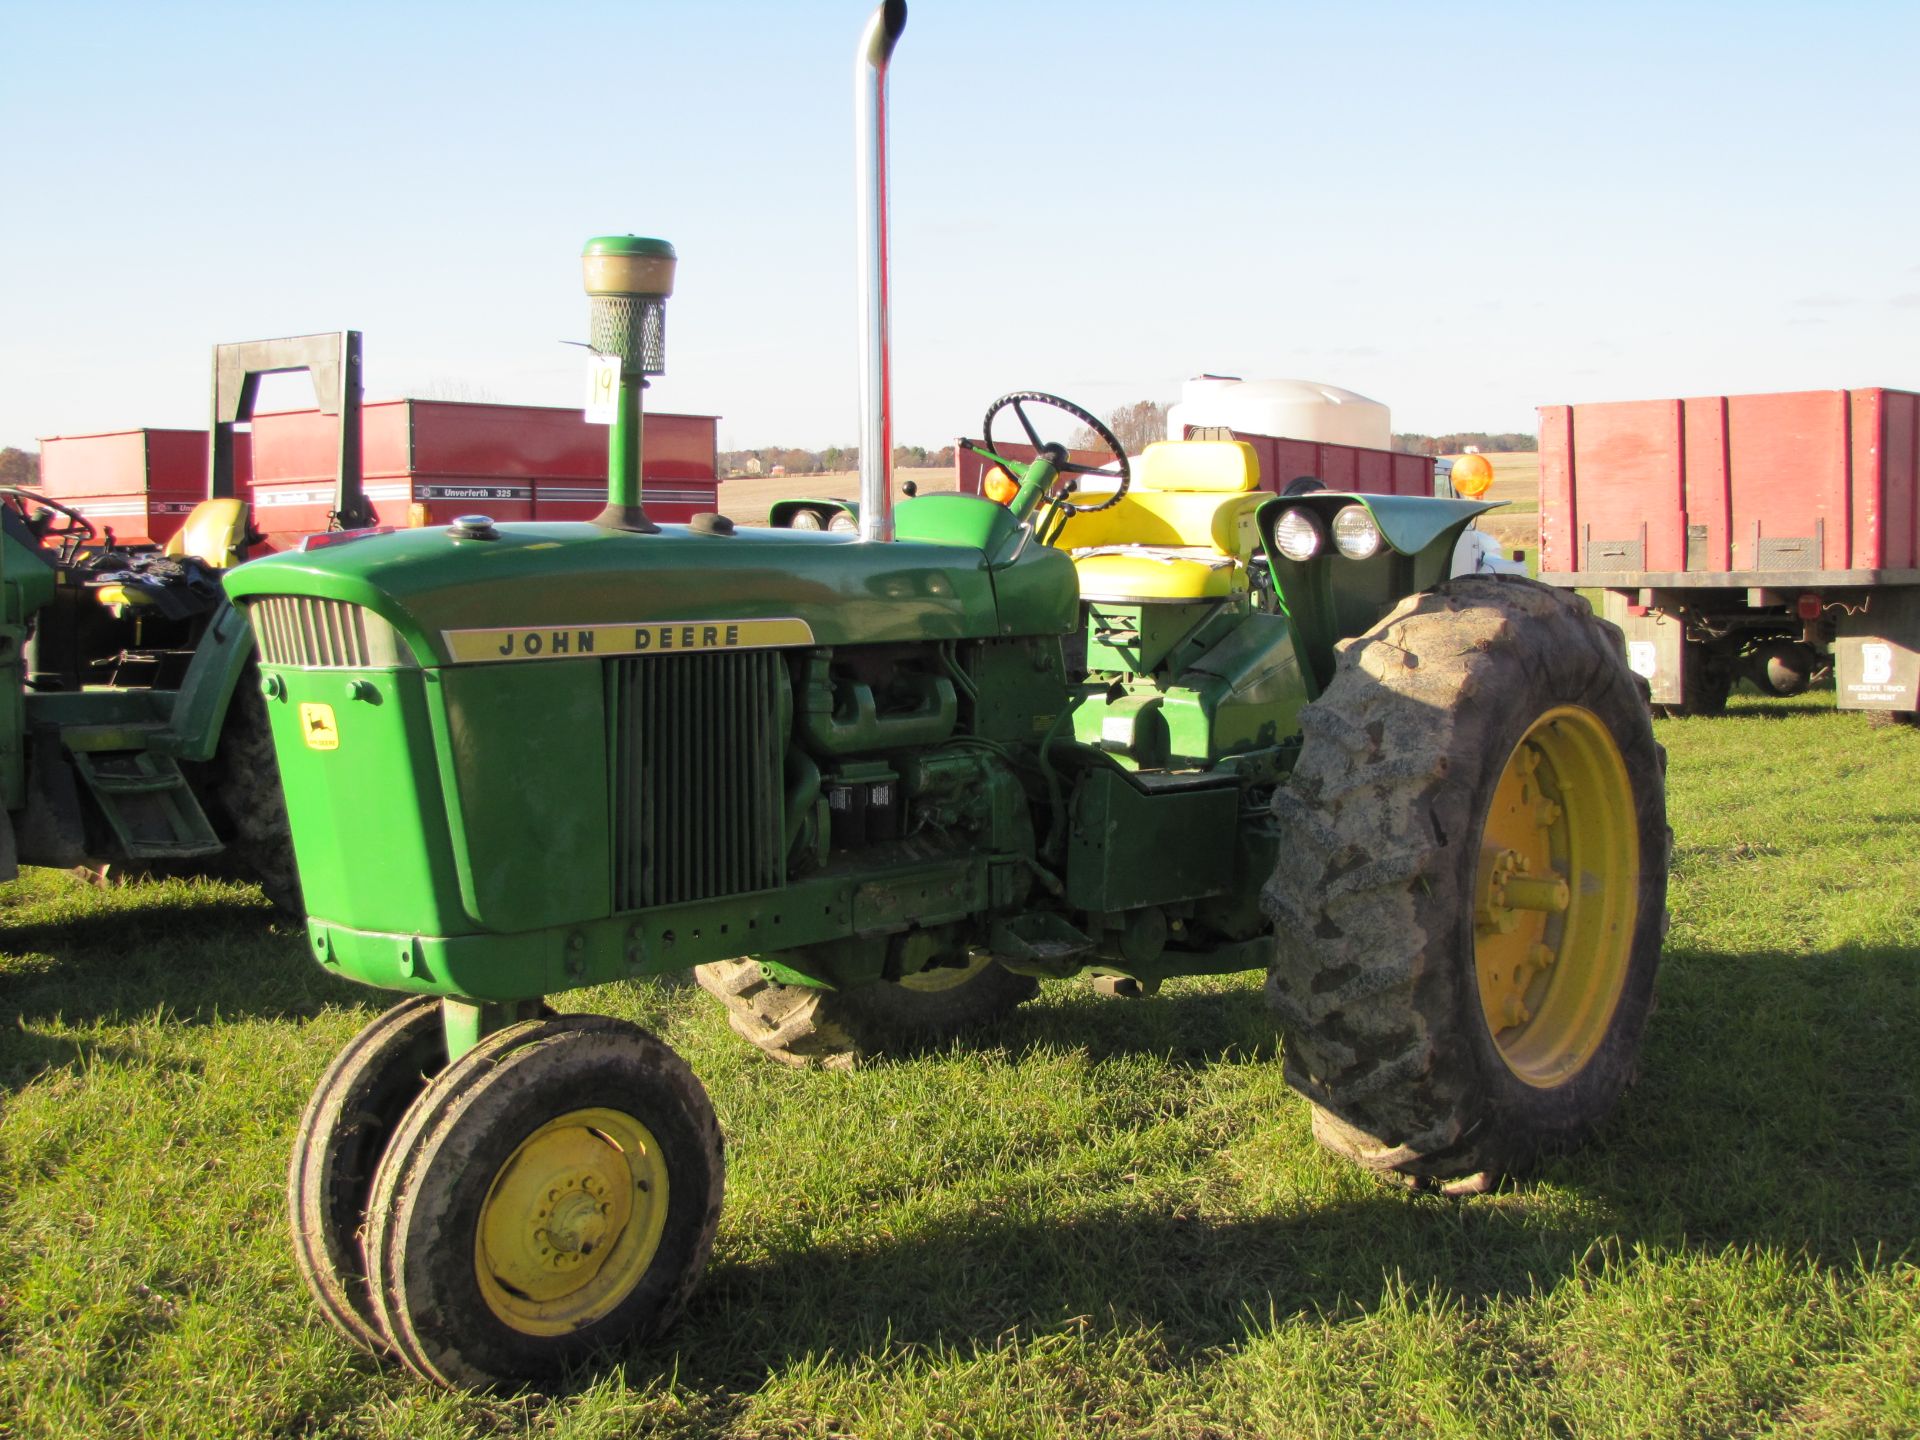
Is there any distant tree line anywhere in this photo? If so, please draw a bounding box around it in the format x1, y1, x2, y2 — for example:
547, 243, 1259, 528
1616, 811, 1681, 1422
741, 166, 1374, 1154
1070, 400, 1170, 456
1392, 432, 1537, 456
0, 448, 39, 486
720, 444, 958, 478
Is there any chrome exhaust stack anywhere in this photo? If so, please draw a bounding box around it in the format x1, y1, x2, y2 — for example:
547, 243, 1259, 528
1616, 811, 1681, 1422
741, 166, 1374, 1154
855, 0, 906, 542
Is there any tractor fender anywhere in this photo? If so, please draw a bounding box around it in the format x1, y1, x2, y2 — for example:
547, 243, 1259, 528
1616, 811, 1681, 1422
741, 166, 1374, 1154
1254, 492, 1500, 697
155, 599, 257, 763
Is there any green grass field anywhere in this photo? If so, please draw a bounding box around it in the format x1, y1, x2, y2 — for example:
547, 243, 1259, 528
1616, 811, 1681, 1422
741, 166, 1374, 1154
3, 694, 1917, 1438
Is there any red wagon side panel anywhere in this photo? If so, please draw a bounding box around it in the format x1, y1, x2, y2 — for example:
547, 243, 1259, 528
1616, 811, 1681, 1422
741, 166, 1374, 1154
1870, 389, 1918, 572
1540, 386, 1920, 583
35, 428, 230, 549
956, 431, 1433, 501
249, 401, 721, 548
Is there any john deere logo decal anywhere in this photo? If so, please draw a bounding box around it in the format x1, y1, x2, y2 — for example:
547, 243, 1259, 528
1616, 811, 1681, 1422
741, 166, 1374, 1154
300, 703, 340, 751
442, 617, 816, 664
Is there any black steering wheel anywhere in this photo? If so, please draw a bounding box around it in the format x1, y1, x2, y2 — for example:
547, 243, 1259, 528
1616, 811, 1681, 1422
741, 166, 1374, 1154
981, 391, 1131, 516
5, 490, 98, 561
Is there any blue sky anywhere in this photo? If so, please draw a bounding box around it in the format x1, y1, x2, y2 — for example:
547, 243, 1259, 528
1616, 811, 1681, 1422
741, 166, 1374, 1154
5, 1, 1916, 453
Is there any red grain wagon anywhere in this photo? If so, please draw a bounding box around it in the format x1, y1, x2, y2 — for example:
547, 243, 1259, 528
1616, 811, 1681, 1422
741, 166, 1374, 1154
35, 428, 250, 550
954, 429, 1435, 498
247, 401, 720, 550
1538, 387, 1920, 714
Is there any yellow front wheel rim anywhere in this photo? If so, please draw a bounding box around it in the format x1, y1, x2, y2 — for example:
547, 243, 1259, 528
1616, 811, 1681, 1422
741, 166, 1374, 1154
1474, 705, 1640, 1088
474, 1106, 669, 1336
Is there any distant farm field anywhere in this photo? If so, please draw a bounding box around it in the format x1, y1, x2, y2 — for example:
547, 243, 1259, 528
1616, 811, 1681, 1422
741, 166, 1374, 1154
1, 691, 1915, 1438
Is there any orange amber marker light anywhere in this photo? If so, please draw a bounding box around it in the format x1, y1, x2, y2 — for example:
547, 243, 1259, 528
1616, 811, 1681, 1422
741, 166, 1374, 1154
983, 468, 1019, 506
1452, 453, 1495, 499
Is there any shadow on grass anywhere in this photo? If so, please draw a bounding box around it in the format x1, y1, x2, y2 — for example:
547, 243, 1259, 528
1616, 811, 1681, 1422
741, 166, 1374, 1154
877, 979, 1281, 1071
609, 940, 1919, 1394
0, 884, 360, 1041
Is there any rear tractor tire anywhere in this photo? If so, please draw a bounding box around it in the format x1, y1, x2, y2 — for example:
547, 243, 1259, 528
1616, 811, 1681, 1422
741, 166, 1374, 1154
694, 954, 1038, 1069
210, 676, 302, 915
1264, 576, 1668, 1187
363, 1013, 724, 1388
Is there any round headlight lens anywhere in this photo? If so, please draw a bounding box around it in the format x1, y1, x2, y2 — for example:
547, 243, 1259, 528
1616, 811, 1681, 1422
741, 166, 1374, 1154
1273, 506, 1325, 562
827, 510, 859, 534
785, 508, 824, 531
1332, 504, 1383, 559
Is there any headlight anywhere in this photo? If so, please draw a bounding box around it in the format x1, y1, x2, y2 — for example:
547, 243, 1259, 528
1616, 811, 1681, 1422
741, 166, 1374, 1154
828, 510, 858, 534
1332, 504, 1383, 559
786, 508, 824, 530
1273, 506, 1325, 562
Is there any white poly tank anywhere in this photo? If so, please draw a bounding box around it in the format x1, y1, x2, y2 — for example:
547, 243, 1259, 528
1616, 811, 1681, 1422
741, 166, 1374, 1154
1165, 376, 1392, 450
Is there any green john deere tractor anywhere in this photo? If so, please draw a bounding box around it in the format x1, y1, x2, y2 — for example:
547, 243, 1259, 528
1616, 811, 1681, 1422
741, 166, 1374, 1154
226, 3, 1666, 1390
0, 332, 369, 909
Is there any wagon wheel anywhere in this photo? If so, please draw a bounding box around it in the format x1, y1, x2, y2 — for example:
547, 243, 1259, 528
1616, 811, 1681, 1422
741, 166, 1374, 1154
287, 996, 448, 1354
363, 1014, 724, 1388
1263, 576, 1669, 1187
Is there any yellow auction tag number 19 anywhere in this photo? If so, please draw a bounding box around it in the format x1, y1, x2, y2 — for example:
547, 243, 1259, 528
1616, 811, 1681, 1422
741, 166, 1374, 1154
584, 353, 621, 425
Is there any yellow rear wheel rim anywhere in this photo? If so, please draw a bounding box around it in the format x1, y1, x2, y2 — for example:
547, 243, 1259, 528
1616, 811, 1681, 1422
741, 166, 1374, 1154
1473, 705, 1639, 1088
895, 953, 993, 994
474, 1106, 669, 1336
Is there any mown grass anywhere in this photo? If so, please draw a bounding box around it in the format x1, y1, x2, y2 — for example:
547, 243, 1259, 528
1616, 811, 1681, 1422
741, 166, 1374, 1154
2, 694, 1917, 1438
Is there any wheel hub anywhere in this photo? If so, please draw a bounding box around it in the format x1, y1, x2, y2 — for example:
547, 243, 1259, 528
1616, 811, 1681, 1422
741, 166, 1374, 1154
1473, 707, 1640, 1087
475, 1106, 670, 1333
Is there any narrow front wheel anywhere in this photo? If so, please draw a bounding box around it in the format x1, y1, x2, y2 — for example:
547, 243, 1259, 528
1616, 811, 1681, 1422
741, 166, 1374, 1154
287, 996, 448, 1354
363, 1014, 724, 1388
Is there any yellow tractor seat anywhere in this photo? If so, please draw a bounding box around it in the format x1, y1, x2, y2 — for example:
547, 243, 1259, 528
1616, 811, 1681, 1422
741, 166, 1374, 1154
165, 497, 252, 569
1072, 546, 1246, 603
95, 498, 253, 610
1052, 440, 1265, 602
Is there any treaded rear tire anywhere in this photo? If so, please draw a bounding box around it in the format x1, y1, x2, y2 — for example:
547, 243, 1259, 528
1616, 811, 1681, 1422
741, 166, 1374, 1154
693, 956, 1038, 1069
1262, 576, 1668, 1185
209, 675, 301, 916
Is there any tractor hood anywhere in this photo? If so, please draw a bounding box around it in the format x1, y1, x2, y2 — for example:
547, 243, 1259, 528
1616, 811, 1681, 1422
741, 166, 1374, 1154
223, 516, 1078, 667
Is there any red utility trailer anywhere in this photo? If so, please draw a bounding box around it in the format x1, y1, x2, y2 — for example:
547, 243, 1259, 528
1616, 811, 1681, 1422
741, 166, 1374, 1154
954, 429, 1436, 498
246, 400, 720, 550
39, 402, 720, 553
1538, 387, 1920, 714
37, 428, 250, 550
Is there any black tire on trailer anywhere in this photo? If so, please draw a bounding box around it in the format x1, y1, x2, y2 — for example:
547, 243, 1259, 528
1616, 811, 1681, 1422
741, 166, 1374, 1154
692, 954, 1039, 1070
1671, 639, 1732, 716
287, 995, 448, 1354
1263, 575, 1668, 1188
364, 1014, 724, 1389
210, 672, 302, 915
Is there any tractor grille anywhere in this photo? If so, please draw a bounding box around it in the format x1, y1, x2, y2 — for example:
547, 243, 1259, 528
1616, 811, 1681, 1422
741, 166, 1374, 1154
249, 596, 376, 668
608, 650, 786, 910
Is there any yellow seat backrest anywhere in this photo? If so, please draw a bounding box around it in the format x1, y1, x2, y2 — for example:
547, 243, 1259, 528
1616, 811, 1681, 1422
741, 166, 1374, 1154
164, 497, 251, 569
1131, 439, 1260, 493
1052, 440, 1264, 557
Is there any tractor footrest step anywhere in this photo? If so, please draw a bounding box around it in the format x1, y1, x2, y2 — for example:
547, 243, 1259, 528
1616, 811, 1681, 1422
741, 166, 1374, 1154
990, 911, 1095, 974
70, 751, 223, 860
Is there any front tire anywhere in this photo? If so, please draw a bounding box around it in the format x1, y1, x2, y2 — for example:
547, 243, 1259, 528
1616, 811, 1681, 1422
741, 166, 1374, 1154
287, 996, 448, 1354
1263, 577, 1667, 1186
363, 1014, 723, 1388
